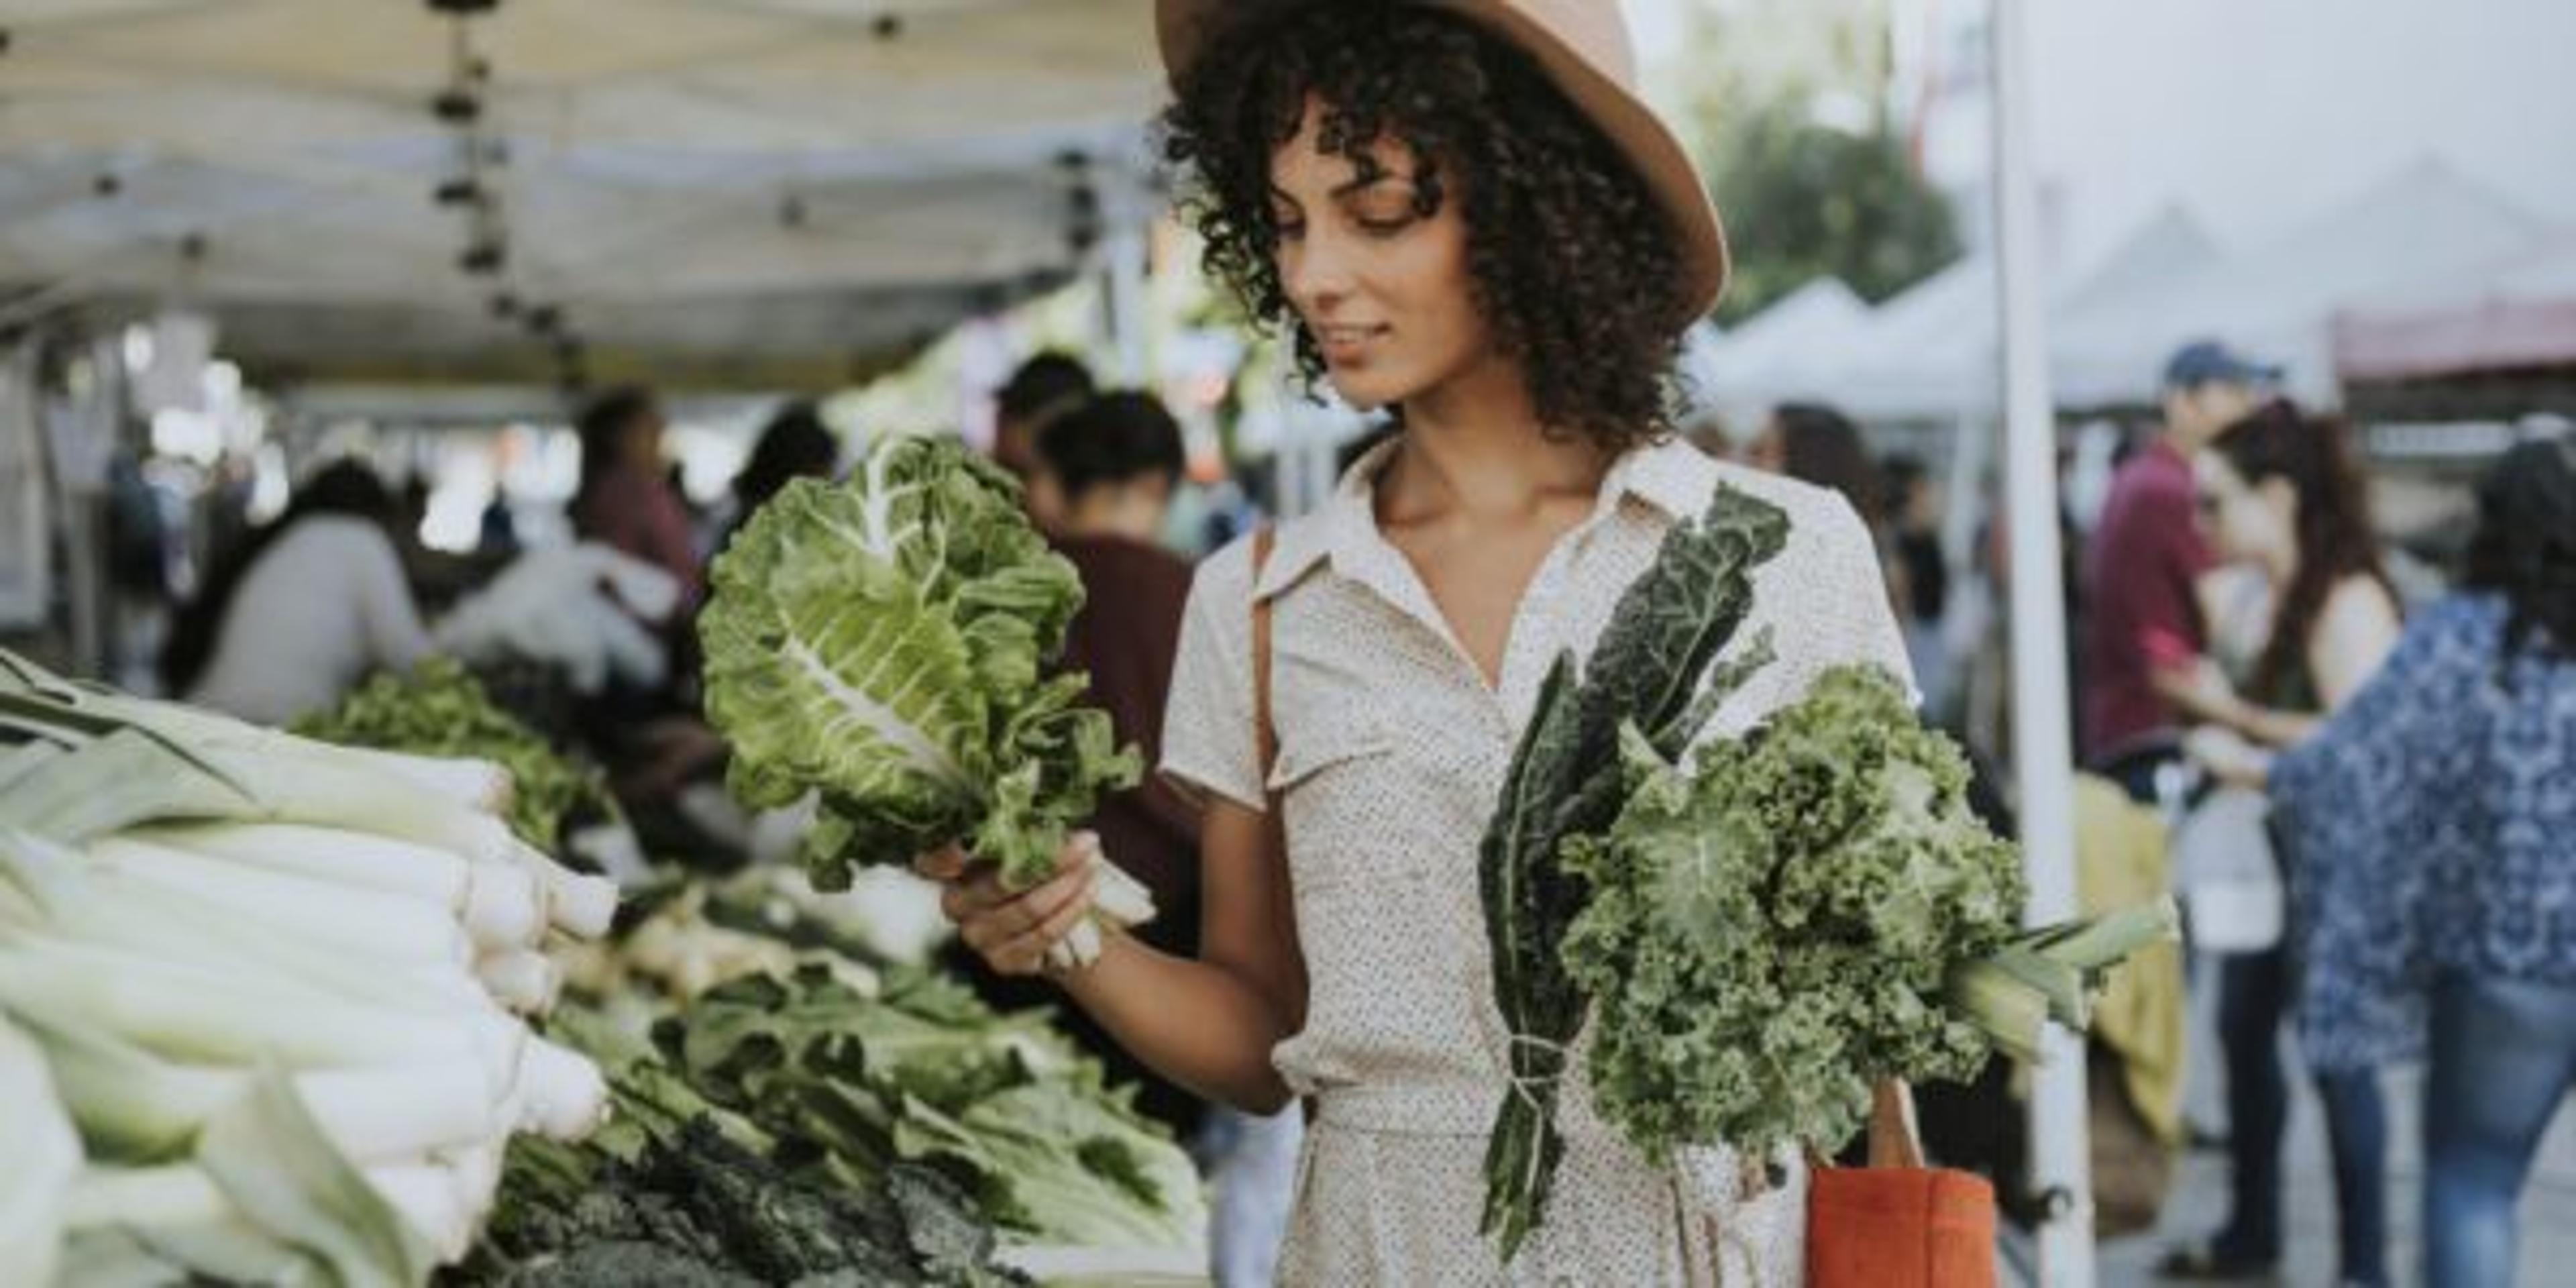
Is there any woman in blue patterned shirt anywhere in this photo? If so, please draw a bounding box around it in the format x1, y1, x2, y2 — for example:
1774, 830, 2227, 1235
2272, 435, 2576, 1288
2159, 402, 2406, 1287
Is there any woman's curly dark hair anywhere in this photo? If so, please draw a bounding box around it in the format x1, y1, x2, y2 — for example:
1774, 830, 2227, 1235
1160, 1, 1693, 453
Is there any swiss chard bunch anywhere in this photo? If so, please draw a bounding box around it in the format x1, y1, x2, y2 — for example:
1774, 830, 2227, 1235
698, 435, 1152, 967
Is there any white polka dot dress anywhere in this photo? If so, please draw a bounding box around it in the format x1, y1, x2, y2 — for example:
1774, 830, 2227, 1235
1162, 438, 1916, 1287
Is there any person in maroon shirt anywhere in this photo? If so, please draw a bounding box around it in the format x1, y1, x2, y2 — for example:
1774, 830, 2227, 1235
2080, 341, 2277, 797
960, 389, 1208, 1140
570, 386, 703, 608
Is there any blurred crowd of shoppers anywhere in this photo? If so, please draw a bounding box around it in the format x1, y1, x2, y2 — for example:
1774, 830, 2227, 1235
1731, 334, 2570, 1288
2060, 340, 2572, 1288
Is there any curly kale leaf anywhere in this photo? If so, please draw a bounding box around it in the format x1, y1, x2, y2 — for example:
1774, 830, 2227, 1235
1562, 665, 2025, 1164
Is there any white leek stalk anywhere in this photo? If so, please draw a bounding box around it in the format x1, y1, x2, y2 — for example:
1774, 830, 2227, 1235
329, 747, 513, 816
474, 949, 561, 1016
131, 822, 545, 953
59, 1067, 442, 1286
60, 1162, 462, 1282
0, 1015, 77, 1287
0, 938, 530, 1099
504, 835, 619, 938
84, 834, 474, 967
360, 1164, 474, 1263
24, 1008, 498, 1165
0, 686, 523, 866
508, 1034, 612, 1141
3, 830, 494, 1018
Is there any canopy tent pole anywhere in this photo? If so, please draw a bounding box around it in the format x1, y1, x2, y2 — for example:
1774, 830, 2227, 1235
1102, 226, 1152, 386
1989, 0, 2098, 1281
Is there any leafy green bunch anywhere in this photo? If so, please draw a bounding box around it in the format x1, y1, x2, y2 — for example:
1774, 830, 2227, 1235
698, 436, 1140, 904
1562, 665, 2025, 1163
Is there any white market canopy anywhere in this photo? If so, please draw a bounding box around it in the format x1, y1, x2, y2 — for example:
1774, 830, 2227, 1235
1691, 277, 1870, 420
2051, 158, 2554, 407
0, 0, 1167, 389
1701, 159, 2565, 423
1699, 203, 2226, 424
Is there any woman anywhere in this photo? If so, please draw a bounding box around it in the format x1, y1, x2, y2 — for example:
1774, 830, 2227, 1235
163, 460, 431, 726
2158, 400, 2404, 1287
1746, 402, 1880, 526
1746, 400, 1918, 641
2271, 437, 2576, 1288
570, 385, 700, 605
920, 3, 1911, 1281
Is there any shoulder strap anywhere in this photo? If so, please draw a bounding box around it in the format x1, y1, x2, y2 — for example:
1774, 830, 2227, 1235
1251, 525, 1279, 784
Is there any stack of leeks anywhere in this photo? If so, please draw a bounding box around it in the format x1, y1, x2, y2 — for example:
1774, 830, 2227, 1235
0, 651, 620, 1287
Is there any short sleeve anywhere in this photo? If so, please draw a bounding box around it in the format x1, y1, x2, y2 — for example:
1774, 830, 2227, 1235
2131, 484, 2214, 657
1159, 538, 1265, 812
1790, 494, 1919, 705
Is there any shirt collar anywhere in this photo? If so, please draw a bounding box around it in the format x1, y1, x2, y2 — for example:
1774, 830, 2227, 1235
1248, 432, 1715, 601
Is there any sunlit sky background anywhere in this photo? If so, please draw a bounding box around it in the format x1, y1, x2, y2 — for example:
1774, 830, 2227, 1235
1634, 0, 2576, 281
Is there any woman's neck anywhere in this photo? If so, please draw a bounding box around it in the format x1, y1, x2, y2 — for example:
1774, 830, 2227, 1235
1383, 358, 1608, 524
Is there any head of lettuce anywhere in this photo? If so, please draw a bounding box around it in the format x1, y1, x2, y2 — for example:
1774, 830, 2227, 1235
698, 435, 1153, 967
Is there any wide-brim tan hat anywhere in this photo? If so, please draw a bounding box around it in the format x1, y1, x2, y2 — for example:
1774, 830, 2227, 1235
1156, 0, 1730, 321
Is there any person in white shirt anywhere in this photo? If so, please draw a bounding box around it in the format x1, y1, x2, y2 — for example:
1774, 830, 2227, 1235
164, 460, 432, 727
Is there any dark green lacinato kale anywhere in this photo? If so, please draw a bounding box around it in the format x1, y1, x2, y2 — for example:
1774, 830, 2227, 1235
460, 1120, 1016, 1288
453, 1004, 1027, 1288
1477, 485, 1789, 1262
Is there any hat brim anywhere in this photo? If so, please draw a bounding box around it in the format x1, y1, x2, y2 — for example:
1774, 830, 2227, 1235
1156, 0, 1729, 322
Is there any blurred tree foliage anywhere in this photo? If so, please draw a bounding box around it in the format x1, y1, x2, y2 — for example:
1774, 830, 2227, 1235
1703, 102, 1962, 325
1666, 0, 1962, 325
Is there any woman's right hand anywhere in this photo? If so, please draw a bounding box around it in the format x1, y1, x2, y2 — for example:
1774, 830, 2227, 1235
914, 835, 1100, 978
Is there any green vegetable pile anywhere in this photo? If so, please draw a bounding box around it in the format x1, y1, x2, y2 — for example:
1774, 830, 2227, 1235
298, 658, 614, 853
483, 881, 1205, 1281
659, 963, 1205, 1252
455, 1008, 1024, 1287
698, 435, 1152, 968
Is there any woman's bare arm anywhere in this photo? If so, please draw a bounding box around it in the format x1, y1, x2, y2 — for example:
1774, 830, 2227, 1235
924, 798, 1307, 1114
2308, 578, 2403, 711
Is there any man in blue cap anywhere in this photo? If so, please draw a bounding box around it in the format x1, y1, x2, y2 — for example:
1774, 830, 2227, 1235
2083, 339, 2291, 1283
2080, 339, 2282, 796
